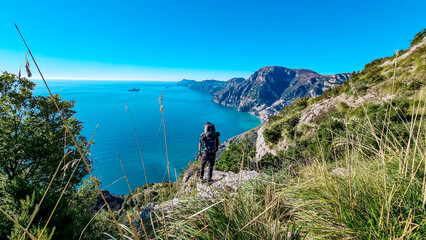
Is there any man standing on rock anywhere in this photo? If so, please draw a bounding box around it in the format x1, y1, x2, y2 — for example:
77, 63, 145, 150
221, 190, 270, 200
199, 122, 221, 183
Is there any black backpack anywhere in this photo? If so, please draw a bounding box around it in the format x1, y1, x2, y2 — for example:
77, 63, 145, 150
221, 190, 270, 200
201, 123, 219, 153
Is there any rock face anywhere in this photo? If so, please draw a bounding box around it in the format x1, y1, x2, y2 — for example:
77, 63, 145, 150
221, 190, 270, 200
255, 126, 277, 160
178, 67, 350, 121
92, 190, 125, 212
140, 169, 260, 217
215, 126, 260, 161
180, 169, 260, 199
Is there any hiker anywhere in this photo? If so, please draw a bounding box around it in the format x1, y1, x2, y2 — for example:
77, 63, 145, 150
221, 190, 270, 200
199, 122, 221, 182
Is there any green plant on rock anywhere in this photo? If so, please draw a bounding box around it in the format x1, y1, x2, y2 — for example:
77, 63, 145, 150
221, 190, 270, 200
217, 140, 256, 173
410, 28, 426, 46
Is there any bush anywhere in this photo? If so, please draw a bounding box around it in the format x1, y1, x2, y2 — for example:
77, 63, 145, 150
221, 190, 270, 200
263, 127, 282, 144
0, 72, 98, 239
216, 140, 256, 173
410, 28, 426, 46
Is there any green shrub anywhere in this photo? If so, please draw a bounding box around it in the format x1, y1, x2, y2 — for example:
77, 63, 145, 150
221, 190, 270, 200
410, 28, 426, 46
408, 79, 424, 90
323, 85, 342, 97
263, 126, 282, 144
216, 140, 256, 173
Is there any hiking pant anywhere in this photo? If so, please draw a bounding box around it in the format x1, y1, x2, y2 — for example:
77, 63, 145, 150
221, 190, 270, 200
200, 152, 215, 181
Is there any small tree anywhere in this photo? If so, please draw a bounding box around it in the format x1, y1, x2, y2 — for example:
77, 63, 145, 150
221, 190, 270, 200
0, 72, 98, 239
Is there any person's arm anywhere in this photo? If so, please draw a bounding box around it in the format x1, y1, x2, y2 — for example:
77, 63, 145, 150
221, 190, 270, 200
216, 137, 221, 150
198, 141, 202, 156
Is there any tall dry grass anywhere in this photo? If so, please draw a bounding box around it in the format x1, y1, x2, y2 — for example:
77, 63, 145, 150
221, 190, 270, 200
280, 90, 425, 239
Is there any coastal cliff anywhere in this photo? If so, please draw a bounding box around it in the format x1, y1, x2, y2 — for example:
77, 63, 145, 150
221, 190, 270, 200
177, 79, 226, 95
178, 67, 350, 121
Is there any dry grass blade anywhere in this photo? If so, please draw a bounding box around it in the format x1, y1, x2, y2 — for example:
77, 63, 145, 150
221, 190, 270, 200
236, 197, 278, 234
105, 176, 126, 189
0, 207, 37, 240
190, 224, 210, 239
117, 152, 149, 239
117, 152, 133, 196
20, 125, 99, 240
14, 24, 126, 240
138, 216, 149, 240
159, 93, 177, 236
79, 203, 106, 240
188, 199, 226, 219
159, 93, 172, 189
125, 102, 148, 186
127, 212, 140, 240
161, 204, 169, 240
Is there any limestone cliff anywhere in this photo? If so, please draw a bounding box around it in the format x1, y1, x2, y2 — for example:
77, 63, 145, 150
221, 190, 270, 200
178, 67, 350, 121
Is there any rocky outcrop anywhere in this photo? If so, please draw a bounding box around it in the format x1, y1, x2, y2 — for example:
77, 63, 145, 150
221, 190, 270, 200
255, 126, 277, 160
180, 169, 260, 199
92, 190, 125, 212
215, 126, 260, 161
255, 126, 290, 160
179, 67, 350, 121
139, 169, 260, 217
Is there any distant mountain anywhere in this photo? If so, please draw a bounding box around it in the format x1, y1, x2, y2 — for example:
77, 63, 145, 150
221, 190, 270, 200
178, 67, 350, 120
178, 79, 226, 95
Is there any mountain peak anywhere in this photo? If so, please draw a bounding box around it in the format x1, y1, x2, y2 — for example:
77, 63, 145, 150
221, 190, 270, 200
180, 66, 350, 121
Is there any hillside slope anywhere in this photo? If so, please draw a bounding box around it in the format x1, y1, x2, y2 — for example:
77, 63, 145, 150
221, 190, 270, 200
258, 32, 425, 161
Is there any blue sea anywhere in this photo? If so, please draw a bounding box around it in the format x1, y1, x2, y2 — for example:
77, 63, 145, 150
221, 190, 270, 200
33, 80, 261, 194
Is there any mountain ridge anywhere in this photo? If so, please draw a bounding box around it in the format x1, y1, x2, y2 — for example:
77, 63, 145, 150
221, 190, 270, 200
178, 66, 350, 121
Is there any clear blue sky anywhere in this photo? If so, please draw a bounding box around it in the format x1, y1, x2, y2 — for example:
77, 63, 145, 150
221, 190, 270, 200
0, 0, 425, 81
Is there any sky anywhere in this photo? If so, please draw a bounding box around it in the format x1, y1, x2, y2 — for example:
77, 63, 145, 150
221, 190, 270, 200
0, 0, 425, 81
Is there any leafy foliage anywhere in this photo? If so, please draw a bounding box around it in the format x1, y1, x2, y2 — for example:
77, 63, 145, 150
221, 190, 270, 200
0, 72, 99, 239
216, 140, 257, 173
411, 28, 426, 46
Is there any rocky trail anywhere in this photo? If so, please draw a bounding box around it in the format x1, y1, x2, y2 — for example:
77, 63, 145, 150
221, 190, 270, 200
93, 168, 261, 217
143, 169, 260, 215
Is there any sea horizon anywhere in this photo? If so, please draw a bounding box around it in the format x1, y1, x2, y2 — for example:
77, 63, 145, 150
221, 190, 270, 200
32, 78, 229, 82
